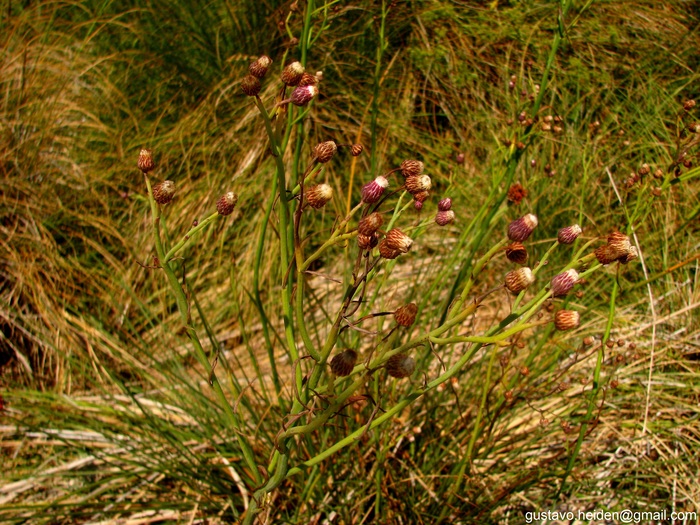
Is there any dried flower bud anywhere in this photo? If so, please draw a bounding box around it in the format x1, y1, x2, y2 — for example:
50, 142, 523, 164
313, 141, 337, 163
405, 175, 432, 194
607, 231, 632, 259
386, 353, 416, 378
351, 144, 364, 156
394, 303, 418, 327
217, 191, 238, 216
413, 200, 423, 211
298, 72, 318, 86
413, 190, 430, 203
400, 159, 424, 178
438, 198, 452, 211
554, 310, 580, 331
557, 224, 582, 245
361, 176, 389, 203
594, 245, 617, 265
683, 99, 696, 111
241, 75, 261, 96
385, 228, 413, 253
435, 210, 455, 226
138, 148, 155, 173
456, 152, 465, 163
290, 84, 317, 106
357, 232, 379, 251
249, 55, 272, 78
504, 267, 534, 294
281, 61, 305, 86
306, 183, 333, 209
330, 349, 357, 377
378, 240, 401, 259
507, 213, 538, 242
618, 245, 638, 264
505, 242, 528, 265
550, 269, 579, 297
358, 212, 383, 236
638, 163, 650, 176
152, 180, 175, 205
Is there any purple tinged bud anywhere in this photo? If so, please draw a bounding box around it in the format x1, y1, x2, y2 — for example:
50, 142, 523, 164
290, 84, 317, 106
550, 269, 579, 297
438, 197, 452, 211
361, 176, 389, 203
557, 224, 582, 244
413, 200, 423, 211
435, 210, 455, 226
507, 213, 538, 242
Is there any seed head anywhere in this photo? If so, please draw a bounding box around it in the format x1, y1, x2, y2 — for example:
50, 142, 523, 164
683, 99, 696, 111
638, 163, 650, 176
435, 210, 455, 226
138, 148, 155, 173
507, 213, 538, 242
306, 183, 333, 209
394, 302, 418, 327
554, 310, 580, 331
351, 144, 364, 156
281, 61, 305, 86
550, 269, 579, 297
241, 75, 261, 96
313, 141, 337, 163
378, 240, 401, 259
290, 84, 317, 106
249, 55, 272, 78
400, 159, 424, 178
618, 245, 638, 264
152, 180, 175, 205
330, 349, 357, 377
385, 228, 413, 253
386, 353, 416, 379
361, 176, 389, 204
438, 197, 452, 211
504, 267, 535, 294
505, 242, 528, 265
357, 212, 384, 236
216, 192, 238, 216
405, 175, 432, 194
557, 224, 582, 245
357, 232, 379, 251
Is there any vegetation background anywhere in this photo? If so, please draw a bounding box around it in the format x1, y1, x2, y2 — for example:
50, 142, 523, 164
1, 0, 699, 523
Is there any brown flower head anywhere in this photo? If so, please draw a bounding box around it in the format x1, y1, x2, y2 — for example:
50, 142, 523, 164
281, 61, 305, 86
435, 210, 455, 226
249, 55, 272, 78
357, 232, 379, 251
313, 141, 337, 163
394, 303, 418, 327
217, 191, 238, 216
330, 349, 358, 377
386, 353, 416, 378
290, 84, 317, 106
438, 197, 452, 211
358, 212, 383, 236
554, 310, 580, 331
152, 180, 175, 205
504, 267, 535, 294
138, 148, 155, 174
241, 75, 261, 96
351, 144, 364, 156
400, 159, 424, 178
306, 183, 333, 209
507, 183, 528, 205
405, 175, 432, 195
378, 240, 401, 259
385, 228, 413, 253
505, 242, 528, 265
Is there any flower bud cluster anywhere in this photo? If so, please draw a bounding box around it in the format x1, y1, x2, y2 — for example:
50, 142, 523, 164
594, 231, 638, 265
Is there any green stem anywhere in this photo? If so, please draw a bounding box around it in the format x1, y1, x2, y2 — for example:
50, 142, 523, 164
163, 211, 219, 262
